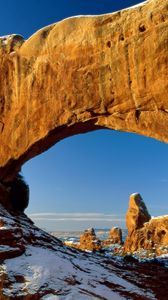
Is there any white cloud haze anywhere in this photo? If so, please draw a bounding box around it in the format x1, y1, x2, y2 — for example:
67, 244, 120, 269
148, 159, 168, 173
28, 212, 125, 222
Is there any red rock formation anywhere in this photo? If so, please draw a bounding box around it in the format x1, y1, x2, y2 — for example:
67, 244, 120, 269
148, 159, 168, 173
79, 228, 102, 251
0, 0, 167, 184
0, 0, 167, 297
109, 227, 123, 244
145, 216, 168, 247
124, 194, 168, 254
103, 227, 123, 246
126, 193, 151, 234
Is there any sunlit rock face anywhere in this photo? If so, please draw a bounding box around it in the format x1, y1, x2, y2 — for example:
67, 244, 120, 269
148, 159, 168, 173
0, 1, 167, 296
126, 193, 151, 234
103, 227, 123, 246
79, 228, 102, 251
0, 0, 167, 186
109, 227, 123, 244
124, 194, 168, 253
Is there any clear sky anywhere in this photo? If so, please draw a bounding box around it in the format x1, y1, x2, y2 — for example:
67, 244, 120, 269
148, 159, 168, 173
1, 0, 168, 231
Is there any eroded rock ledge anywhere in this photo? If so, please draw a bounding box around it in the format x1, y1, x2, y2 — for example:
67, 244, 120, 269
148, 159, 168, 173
0, 0, 167, 184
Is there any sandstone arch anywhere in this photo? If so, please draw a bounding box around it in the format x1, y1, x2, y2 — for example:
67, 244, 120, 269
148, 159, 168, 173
0, 0, 167, 183
0, 1, 168, 297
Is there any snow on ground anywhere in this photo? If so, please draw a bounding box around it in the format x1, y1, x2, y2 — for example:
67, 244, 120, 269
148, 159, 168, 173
3, 246, 124, 299
0, 203, 163, 299
0, 245, 20, 252
2, 244, 157, 299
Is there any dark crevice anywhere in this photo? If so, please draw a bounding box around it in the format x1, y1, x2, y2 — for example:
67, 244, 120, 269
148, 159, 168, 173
119, 34, 125, 41
159, 108, 168, 114
0, 121, 4, 133
139, 25, 146, 32
106, 41, 111, 48
86, 109, 111, 118
135, 110, 141, 122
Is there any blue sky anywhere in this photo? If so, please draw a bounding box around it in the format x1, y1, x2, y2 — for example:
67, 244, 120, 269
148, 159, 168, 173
24, 130, 168, 230
1, 0, 168, 231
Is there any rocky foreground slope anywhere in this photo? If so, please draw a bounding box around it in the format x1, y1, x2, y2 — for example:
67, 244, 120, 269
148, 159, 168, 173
0, 203, 168, 300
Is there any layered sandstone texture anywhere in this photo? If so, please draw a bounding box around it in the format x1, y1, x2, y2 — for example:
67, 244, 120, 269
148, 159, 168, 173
124, 193, 168, 253
0, 0, 167, 184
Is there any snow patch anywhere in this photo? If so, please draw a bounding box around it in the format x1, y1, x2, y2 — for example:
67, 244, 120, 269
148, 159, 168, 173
151, 215, 168, 220
42, 295, 59, 300
131, 192, 140, 196
2, 244, 157, 299
0, 245, 19, 252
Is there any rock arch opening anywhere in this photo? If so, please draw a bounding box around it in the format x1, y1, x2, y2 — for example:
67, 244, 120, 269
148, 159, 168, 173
21, 129, 168, 232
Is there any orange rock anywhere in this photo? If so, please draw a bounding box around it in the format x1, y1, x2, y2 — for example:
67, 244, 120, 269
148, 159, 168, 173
124, 194, 168, 253
0, 0, 167, 295
109, 227, 123, 244
79, 228, 102, 251
103, 227, 123, 246
0, 0, 167, 185
0, 218, 5, 228
143, 216, 168, 254
126, 193, 151, 234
